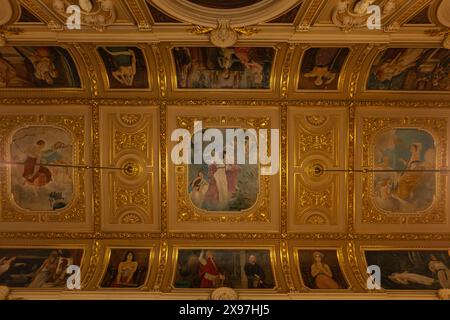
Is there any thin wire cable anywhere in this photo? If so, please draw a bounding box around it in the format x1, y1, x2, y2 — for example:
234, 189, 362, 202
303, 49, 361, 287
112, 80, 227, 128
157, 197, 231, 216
0, 160, 448, 173
0, 160, 124, 171
321, 169, 449, 173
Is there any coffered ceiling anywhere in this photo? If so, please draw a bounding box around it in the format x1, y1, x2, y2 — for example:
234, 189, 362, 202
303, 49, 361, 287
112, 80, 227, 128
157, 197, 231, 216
0, 0, 449, 300
0, 0, 448, 101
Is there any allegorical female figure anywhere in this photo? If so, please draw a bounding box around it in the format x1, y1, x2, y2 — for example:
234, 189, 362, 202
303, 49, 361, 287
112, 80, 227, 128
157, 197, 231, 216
113, 251, 138, 286
28, 251, 60, 288
202, 149, 242, 211
202, 163, 219, 210
189, 171, 209, 208
310, 251, 341, 289
388, 271, 435, 286
394, 142, 426, 202
428, 254, 450, 289
22, 140, 52, 187
22, 140, 68, 189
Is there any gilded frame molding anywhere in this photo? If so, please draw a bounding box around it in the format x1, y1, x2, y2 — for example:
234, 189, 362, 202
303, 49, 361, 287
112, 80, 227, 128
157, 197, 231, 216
0, 104, 93, 230
160, 42, 287, 100
0, 239, 92, 291
94, 242, 158, 291
162, 240, 286, 294
91, 44, 156, 95
0, 98, 448, 242
355, 107, 450, 233
166, 104, 280, 233
356, 241, 450, 294
291, 243, 354, 292
98, 104, 161, 232
0, 43, 89, 99
289, 44, 356, 99
358, 44, 450, 101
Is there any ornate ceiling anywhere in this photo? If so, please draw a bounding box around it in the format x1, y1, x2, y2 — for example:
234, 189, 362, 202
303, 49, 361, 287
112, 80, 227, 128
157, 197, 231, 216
0, 0, 448, 100
0, 0, 449, 300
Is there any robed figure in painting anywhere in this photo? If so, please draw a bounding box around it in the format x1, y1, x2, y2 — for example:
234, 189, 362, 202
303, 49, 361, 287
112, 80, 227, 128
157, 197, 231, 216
310, 251, 341, 289
22, 140, 53, 187
22, 140, 68, 188
28, 251, 60, 288
198, 250, 224, 288
428, 255, 450, 289
244, 255, 266, 289
201, 150, 241, 211
394, 142, 430, 205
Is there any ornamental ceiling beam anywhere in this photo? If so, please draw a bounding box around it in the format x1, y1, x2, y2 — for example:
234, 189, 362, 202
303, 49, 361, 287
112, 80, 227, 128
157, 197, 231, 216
19, 0, 64, 30
123, 0, 153, 31
295, 0, 327, 31
3, 25, 443, 44
383, 0, 433, 32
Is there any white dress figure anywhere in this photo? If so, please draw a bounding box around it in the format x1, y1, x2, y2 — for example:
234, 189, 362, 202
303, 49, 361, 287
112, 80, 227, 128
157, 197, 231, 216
213, 164, 229, 210
388, 271, 435, 286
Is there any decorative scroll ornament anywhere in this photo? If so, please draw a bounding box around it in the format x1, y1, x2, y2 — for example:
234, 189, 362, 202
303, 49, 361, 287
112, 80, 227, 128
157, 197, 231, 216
438, 289, 450, 300
331, 0, 396, 31
0, 26, 22, 47
0, 286, 9, 300
210, 287, 238, 300
52, 0, 116, 31
189, 19, 259, 48
425, 28, 450, 49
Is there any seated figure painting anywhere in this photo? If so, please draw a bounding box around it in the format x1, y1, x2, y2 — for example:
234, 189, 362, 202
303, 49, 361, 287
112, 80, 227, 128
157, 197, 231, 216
100, 249, 151, 288
298, 250, 348, 290
373, 128, 436, 213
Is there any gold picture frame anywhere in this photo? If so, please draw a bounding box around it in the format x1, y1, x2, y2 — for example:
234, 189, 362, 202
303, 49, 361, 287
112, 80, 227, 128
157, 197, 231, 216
163, 240, 284, 294
0, 239, 91, 291
0, 104, 93, 230
96, 244, 156, 291
358, 242, 450, 294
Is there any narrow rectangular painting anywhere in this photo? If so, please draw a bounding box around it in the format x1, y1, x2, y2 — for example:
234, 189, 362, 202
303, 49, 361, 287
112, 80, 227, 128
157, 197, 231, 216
174, 249, 275, 289
298, 250, 348, 289
0, 46, 81, 88
373, 128, 435, 213
98, 46, 149, 89
173, 47, 275, 89
367, 48, 450, 91
10, 126, 74, 211
0, 248, 83, 288
188, 128, 259, 212
298, 47, 349, 90
100, 249, 150, 288
365, 250, 450, 290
